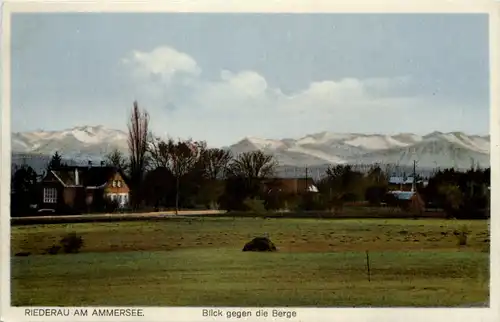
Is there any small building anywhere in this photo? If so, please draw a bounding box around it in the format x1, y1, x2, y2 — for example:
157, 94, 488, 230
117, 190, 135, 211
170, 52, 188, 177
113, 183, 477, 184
39, 165, 130, 214
385, 190, 425, 213
388, 176, 428, 192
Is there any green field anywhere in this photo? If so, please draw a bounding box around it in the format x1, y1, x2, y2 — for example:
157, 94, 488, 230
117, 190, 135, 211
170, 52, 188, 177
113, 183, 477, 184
11, 217, 490, 307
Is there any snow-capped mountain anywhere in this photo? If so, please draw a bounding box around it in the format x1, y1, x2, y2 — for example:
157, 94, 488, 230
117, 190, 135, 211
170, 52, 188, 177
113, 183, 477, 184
12, 125, 129, 160
228, 131, 490, 169
347, 139, 489, 169
10, 126, 490, 170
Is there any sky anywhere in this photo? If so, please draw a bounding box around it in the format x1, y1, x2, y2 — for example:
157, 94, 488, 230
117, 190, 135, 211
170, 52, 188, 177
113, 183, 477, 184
11, 13, 490, 147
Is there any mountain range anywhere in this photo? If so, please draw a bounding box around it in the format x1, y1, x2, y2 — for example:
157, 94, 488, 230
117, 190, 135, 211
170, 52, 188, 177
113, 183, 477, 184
11, 126, 490, 172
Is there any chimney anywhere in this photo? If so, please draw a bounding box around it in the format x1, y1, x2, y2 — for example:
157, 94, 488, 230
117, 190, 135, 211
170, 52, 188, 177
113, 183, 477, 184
75, 168, 80, 186
100, 161, 105, 167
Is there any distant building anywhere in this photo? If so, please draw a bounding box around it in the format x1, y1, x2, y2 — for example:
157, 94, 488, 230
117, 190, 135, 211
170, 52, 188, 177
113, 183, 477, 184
385, 190, 425, 213
388, 176, 428, 191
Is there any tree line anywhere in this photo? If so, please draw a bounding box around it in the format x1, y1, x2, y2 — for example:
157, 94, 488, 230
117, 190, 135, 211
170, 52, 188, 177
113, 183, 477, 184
10, 102, 490, 219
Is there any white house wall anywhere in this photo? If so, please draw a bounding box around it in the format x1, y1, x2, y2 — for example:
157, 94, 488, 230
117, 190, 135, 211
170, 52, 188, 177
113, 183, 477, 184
106, 193, 129, 207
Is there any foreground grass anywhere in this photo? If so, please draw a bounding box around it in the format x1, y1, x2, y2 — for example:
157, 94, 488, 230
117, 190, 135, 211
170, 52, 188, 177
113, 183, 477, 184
11, 218, 490, 306
11, 217, 490, 254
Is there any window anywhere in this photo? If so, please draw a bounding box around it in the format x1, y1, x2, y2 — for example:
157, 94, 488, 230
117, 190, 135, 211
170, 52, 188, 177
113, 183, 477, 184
112, 180, 117, 187
43, 188, 57, 203
117, 181, 122, 188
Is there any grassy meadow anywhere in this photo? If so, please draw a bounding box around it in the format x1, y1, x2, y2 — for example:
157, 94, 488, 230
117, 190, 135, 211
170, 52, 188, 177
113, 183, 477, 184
10, 217, 490, 307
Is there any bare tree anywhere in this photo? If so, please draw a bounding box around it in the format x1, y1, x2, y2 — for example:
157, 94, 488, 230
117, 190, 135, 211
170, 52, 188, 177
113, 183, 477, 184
193, 148, 233, 209
105, 148, 129, 173
148, 135, 174, 169
228, 151, 277, 180
127, 101, 149, 209
169, 140, 205, 213
201, 148, 233, 180
149, 137, 205, 213
225, 151, 277, 201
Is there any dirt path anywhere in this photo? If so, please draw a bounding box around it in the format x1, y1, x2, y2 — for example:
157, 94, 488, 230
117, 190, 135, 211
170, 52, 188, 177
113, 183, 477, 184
11, 210, 227, 225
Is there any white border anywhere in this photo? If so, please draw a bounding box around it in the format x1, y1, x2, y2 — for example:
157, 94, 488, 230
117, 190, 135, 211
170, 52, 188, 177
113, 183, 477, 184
1, 1, 499, 322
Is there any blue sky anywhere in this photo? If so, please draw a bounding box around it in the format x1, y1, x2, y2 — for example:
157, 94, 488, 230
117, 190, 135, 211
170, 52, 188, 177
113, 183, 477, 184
11, 13, 489, 146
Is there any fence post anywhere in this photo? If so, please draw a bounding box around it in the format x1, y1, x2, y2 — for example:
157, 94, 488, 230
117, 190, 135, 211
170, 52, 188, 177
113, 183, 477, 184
365, 250, 371, 282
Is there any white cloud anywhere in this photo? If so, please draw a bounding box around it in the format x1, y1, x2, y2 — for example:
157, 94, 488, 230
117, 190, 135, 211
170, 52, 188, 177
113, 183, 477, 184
122, 46, 201, 86
121, 46, 428, 146
219, 70, 268, 95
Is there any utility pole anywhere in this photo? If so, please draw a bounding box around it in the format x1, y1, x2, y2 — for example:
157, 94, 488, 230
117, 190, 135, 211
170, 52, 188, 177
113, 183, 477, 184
395, 163, 402, 190
305, 165, 309, 193
412, 160, 417, 193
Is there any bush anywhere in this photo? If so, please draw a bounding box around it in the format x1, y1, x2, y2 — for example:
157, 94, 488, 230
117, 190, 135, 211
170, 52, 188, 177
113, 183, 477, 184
453, 225, 470, 246
242, 237, 277, 252
60, 232, 84, 254
243, 198, 267, 214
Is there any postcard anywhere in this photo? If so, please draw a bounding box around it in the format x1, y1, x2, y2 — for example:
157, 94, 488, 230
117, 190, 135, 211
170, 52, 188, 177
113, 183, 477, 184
1, 1, 499, 322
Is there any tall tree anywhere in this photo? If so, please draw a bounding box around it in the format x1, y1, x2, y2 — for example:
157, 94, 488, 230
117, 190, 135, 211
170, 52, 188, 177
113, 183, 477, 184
201, 148, 233, 180
11, 165, 39, 216
228, 151, 277, 180
148, 135, 174, 169
196, 148, 233, 208
169, 140, 205, 213
127, 101, 150, 209
149, 137, 206, 212
227, 151, 277, 199
322, 164, 365, 211
325, 164, 360, 192
364, 164, 389, 205
12, 165, 39, 195
46, 151, 66, 171
105, 149, 129, 173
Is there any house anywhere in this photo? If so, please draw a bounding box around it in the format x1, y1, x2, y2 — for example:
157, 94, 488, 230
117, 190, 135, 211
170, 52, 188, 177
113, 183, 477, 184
39, 165, 130, 214
388, 176, 428, 191
385, 190, 425, 213
264, 177, 318, 195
